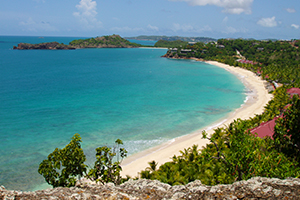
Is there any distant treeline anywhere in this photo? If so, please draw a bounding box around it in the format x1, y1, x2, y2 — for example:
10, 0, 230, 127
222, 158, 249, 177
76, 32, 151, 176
154, 40, 188, 48
164, 39, 300, 86
126, 35, 217, 43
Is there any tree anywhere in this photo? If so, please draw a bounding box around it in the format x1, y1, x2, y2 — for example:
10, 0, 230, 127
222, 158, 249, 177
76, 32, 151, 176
39, 135, 128, 187
88, 139, 127, 185
274, 95, 300, 162
38, 133, 87, 187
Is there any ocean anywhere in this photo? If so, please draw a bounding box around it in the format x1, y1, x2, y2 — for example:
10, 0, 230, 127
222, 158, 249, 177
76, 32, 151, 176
0, 36, 246, 191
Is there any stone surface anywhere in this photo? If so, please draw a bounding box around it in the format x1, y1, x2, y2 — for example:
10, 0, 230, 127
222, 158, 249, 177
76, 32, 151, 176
1, 177, 300, 199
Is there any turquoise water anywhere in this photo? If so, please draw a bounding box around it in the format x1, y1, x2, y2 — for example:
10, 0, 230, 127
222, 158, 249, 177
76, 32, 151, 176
0, 36, 245, 191
127, 39, 157, 46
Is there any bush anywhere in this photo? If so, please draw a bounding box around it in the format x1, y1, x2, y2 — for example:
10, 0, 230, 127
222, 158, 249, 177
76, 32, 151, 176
38, 135, 127, 187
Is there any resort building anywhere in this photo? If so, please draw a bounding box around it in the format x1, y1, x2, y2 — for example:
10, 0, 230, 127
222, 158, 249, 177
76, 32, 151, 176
250, 88, 300, 139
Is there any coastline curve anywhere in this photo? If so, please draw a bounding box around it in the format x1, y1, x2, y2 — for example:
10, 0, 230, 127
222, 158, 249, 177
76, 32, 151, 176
121, 60, 273, 178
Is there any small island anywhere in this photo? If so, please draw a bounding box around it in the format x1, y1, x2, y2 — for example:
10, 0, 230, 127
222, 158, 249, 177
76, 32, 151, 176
13, 42, 76, 50
13, 35, 142, 50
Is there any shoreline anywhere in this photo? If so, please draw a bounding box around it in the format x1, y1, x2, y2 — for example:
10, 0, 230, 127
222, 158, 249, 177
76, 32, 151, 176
121, 60, 273, 178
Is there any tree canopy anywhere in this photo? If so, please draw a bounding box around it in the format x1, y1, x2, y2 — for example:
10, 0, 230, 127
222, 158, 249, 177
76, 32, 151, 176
164, 39, 300, 86
140, 88, 300, 185
38, 135, 127, 188
69, 35, 142, 48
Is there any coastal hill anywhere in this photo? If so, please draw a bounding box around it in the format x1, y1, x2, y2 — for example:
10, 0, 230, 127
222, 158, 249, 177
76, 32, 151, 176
13, 35, 142, 50
69, 34, 141, 48
125, 35, 217, 43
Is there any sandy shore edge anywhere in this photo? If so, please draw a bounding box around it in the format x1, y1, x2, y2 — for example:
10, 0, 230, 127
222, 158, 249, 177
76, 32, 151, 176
121, 60, 273, 178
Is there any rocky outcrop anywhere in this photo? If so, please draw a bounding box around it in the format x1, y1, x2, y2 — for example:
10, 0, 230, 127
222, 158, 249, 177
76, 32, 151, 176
13, 42, 76, 50
1, 177, 300, 199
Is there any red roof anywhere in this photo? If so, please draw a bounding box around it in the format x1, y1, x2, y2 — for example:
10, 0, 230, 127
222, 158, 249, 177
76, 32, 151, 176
250, 117, 280, 139
237, 59, 257, 65
287, 88, 300, 97
249, 88, 300, 139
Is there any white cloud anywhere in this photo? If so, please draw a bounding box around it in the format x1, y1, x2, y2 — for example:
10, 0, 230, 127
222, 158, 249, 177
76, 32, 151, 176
224, 26, 237, 34
286, 8, 296, 13
257, 16, 277, 27
291, 24, 299, 29
19, 17, 58, 32
222, 26, 247, 34
110, 26, 144, 33
223, 16, 228, 23
147, 24, 159, 32
73, 0, 102, 29
172, 23, 194, 32
172, 23, 212, 33
169, 0, 253, 14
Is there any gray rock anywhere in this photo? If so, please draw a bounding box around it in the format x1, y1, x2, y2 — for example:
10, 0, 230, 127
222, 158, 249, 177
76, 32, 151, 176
1, 177, 300, 199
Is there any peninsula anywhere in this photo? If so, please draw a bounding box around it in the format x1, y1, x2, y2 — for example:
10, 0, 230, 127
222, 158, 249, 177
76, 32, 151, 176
13, 35, 142, 50
13, 42, 76, 50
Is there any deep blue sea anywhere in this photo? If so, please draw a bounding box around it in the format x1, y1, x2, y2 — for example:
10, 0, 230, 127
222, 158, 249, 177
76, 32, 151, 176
0, 36, 246, 191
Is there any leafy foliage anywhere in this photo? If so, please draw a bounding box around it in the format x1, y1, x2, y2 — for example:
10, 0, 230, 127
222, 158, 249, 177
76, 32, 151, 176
154, 40, 188, 48
140, 88, 300, 186
274, 95, 300, 162
88, 139, 128, 185
39, 135, 127, 187
165, 39, 300, 86
38, 133, 87, 187
69, 34, 142, 48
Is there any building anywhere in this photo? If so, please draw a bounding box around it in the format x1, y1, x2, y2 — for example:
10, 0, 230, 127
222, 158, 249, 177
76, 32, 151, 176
250, 116, 280, 139
250, 88, 300, 139
287, 88, 300, 97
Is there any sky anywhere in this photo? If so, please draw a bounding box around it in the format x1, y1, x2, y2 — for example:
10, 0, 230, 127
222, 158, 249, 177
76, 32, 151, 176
0, 0, 299, 39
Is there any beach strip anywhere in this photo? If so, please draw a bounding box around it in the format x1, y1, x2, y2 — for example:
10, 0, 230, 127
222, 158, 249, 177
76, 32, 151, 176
121, 61, 273, 178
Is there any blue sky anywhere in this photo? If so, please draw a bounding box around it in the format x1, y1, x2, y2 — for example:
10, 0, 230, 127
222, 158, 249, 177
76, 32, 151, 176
0, 0, 299, 39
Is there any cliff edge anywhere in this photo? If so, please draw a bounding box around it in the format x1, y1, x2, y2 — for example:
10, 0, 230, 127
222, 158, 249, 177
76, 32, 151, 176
1, 177, 300, 199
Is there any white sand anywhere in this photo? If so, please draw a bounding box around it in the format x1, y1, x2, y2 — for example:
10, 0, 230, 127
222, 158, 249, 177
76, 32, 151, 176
121, 61, 273, 178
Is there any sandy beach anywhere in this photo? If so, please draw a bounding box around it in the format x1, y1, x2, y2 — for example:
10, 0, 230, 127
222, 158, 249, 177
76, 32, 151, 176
121, 61, 273, 178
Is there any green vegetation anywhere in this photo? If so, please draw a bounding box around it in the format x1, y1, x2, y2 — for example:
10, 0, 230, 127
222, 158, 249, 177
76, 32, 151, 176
125, 35, 217, 43
69, 34, 142, 48
38, 135, 127, 188
165, 39, 300, 86
14, 35, 143, 50
38, 134, 87, 187
154, 40, 188, 48
274, 95, 300, 163
140, 87, 300, 185
13, 42, 75, 50
140, 38, 300, 186
88, 139, 127, 185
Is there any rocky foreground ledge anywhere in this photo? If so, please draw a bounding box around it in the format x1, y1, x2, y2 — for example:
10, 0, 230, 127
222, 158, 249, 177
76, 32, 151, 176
1, 177, 300, 200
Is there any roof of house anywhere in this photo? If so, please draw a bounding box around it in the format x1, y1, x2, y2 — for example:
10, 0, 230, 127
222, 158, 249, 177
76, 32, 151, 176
250, 116, 280, 139
249, 88, 300, 139
287, 88, 300, 97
